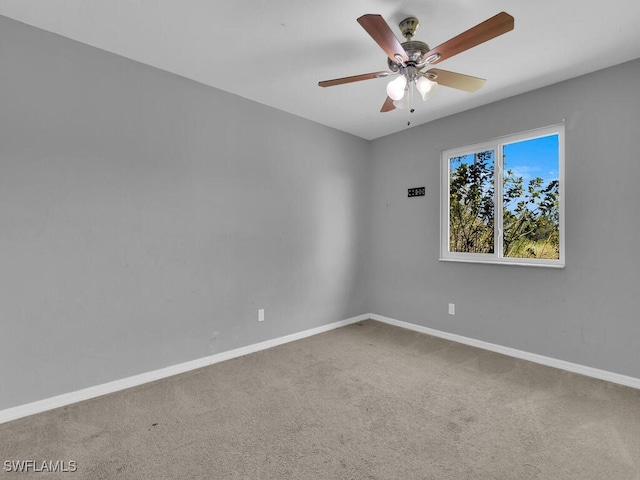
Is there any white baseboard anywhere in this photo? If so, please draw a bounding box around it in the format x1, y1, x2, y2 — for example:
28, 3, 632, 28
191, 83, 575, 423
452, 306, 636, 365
369, 313, 640, 390
0, 314, 368, 424
4, 312, 637, 424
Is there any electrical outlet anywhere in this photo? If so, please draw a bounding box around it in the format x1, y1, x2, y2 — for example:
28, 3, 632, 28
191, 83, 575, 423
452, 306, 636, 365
258, 309, 265, 322
408, 187, 425, 197
448, 303, 455, 315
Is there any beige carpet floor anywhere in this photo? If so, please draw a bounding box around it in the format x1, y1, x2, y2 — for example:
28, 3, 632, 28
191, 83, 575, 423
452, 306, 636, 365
1, 320, 639, 479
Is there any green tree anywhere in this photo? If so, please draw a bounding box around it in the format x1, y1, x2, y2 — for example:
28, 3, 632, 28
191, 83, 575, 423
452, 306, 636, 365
449, 151, 494, 253
503, 170, 559, 259
449, 153, 559, 259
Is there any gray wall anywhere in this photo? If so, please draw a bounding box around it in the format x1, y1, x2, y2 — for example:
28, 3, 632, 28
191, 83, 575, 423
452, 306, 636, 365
368, 58, 640, 380
0, 16, 370, 410
2, 14, 639, 412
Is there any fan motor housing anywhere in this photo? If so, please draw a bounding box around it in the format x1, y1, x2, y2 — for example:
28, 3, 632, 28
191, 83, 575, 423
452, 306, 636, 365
387, 40, 431, 72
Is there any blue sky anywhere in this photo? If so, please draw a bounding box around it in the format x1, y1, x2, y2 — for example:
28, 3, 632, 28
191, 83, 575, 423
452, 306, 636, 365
449, 134, 559, 199
449, 134, 559, 215
503, 134, 559, 183
449, 134, 559, 183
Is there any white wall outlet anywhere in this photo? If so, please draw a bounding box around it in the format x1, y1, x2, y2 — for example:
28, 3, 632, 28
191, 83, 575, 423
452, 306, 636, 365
258, 308, 265, 322
448, 303, 455, 315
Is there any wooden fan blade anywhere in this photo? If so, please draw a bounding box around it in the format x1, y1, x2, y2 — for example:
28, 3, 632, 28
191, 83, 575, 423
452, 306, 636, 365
427, 69, 486, 92
380, 96, 396, 112
425, 12, 514, 64
319, 71, 391, 88
357, 14, 409, 63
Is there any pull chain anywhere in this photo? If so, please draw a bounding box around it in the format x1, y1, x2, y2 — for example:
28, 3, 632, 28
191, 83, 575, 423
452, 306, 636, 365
407, 81, 415, 126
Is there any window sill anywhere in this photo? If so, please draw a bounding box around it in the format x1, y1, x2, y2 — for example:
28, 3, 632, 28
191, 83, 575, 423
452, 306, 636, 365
439, 257, 565, 268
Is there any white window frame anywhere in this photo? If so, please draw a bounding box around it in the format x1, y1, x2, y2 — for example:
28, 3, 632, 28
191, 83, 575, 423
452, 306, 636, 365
440, 124, 565, 268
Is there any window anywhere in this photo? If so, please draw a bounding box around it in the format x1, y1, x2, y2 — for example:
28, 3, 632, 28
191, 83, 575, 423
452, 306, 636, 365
440, 124, 564, 267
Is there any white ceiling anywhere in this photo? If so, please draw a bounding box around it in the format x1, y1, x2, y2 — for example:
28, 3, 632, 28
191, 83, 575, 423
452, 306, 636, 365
1, 1, 640, 140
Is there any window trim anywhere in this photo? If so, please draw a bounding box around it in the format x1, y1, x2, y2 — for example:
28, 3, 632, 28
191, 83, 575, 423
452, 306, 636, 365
440, 124, 565, 268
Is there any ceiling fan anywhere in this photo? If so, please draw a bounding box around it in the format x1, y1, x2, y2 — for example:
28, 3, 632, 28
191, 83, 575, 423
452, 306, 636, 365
319, 12, 514, 117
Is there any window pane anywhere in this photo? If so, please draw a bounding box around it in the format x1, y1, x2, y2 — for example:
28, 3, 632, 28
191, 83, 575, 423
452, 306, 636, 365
449, 150, 495, 253
503, 135, 559, 259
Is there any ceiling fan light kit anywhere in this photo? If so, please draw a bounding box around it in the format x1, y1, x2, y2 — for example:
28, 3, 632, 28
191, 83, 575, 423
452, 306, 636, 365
319, 11, 514, 121
386, 75, 407, 101
416, 76, 437, 101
